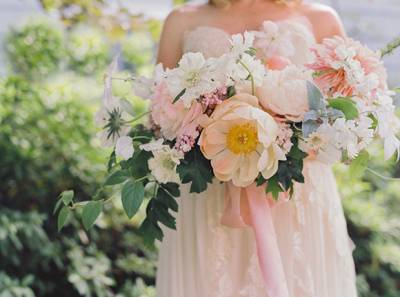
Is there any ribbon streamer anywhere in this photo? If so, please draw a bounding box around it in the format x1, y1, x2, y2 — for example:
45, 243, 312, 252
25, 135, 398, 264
221, 182, 290, 297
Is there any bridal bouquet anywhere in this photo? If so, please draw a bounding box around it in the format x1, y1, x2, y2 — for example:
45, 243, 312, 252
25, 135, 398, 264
55, 31, 400, 246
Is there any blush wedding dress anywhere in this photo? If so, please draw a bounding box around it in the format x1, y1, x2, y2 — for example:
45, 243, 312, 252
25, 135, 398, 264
156, 18, 358, 297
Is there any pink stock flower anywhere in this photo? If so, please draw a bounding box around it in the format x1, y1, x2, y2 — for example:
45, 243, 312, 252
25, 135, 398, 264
307, 36, 388, 101
150, 81, 204, 141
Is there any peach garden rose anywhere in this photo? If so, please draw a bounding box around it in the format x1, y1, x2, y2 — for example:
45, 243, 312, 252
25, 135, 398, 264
199, 93, 286, 187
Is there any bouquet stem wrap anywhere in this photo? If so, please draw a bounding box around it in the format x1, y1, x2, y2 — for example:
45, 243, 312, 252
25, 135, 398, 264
221, 182, 290, 297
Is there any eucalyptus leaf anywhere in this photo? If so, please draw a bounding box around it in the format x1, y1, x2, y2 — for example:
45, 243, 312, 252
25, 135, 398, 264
303, 110, 319, 122
307, 81, 325, 111
302, 120, 319, 138
82, 201, 103, 230
121, 180, 145, 219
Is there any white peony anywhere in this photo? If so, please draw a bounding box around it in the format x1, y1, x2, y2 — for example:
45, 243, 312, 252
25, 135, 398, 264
166, 52, 216, 108
115, 136, 134, 160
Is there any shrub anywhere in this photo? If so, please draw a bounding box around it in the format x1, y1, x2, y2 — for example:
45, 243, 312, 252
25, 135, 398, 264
67, 26, 111, 75
4, 19, 64, 78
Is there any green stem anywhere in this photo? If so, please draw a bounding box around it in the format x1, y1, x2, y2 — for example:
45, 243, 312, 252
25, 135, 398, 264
238, 59, 255, 95
132, 136, 152, 141
366, 167, 400, 181
380, 37, 400, 57
125, 111, 151, 124
111, 76, 135, 82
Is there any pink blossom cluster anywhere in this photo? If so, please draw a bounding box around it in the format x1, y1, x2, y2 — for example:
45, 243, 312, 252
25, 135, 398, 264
201, 87, 228, 110
276, 122, 294, 154
175, 129, 200, 153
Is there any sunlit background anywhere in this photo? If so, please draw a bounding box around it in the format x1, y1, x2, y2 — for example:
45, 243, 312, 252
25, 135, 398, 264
0, 1, 399, 297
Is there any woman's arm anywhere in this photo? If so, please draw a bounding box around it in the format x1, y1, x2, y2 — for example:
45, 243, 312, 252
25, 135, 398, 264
305, 4, 346, 42
157, 9, 190, 69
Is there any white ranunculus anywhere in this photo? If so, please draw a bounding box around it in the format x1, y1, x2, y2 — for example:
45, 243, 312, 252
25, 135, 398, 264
166, 52, 216, 108
115, 136, 134, 160
148, 147, 183, 184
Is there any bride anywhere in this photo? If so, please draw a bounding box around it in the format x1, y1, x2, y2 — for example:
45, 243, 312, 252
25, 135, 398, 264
155, 1, 358, 296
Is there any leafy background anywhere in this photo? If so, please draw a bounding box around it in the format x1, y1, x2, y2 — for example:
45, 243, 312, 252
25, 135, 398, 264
0, 0, 399, 296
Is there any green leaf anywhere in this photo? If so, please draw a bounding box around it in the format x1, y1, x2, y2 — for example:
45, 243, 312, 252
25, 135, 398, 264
266, 175, 283, 200
369, 114, 378, 130
82, 201, 103, 230
393, 87, 400, 93
162, 183, 180, 197
105, 170, 129, 186
53, 198, 63, 215
177, 147, 213, 193
349, 151, 370, 179
154, 201, 176, 229
328, 97, 359, 120
107, 150, 116, 172
157, 187, 179, 212
57, 206, 70, 232
121, 180, 145, 219
61, 190, 74, 206
255, 174, 267, 186
139, 218, 164, 248
172, 88, 186, 103
227, 86, 236, 98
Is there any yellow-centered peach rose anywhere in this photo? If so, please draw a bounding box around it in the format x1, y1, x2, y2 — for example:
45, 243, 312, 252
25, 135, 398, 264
199, 93, 286, 187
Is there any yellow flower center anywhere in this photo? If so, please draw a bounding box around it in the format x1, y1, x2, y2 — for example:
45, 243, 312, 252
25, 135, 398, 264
226, 123, 259, 154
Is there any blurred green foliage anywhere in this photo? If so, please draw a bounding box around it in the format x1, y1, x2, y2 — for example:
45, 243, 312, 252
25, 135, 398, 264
4, 19, 64, 78
0, 9, 159, 297
67, 26, 111, 74
0, 1, 399, 296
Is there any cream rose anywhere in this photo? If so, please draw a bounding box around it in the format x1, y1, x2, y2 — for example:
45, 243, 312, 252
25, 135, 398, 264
257, 65, 311, 122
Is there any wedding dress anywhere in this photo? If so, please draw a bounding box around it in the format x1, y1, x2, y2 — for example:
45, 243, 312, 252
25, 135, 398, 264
156, 18, 358, 297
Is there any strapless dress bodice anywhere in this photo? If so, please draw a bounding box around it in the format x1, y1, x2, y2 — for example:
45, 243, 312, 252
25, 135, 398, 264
182, 17, 316, 65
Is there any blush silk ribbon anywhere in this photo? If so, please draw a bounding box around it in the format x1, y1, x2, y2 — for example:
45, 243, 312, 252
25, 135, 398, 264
221, 182, 290, 297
